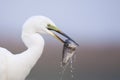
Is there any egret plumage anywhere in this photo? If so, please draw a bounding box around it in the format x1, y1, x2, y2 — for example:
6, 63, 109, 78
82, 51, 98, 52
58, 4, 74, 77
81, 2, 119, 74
0, 16, 78, 80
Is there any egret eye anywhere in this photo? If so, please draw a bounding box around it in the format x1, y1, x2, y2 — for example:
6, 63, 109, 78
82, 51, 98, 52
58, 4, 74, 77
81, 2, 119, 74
47, 24, 51, 26
47, 24, 53, 30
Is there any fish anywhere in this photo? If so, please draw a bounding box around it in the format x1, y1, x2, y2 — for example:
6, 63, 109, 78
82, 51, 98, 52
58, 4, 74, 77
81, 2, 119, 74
62, 39, 78, 67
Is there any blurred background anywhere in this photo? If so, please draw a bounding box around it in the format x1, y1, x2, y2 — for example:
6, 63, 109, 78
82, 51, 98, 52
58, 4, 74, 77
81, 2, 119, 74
0, 0, 120, 80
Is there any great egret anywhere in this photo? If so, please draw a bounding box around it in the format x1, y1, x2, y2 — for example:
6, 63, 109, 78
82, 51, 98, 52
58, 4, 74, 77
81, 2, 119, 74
0, 16, 78, 80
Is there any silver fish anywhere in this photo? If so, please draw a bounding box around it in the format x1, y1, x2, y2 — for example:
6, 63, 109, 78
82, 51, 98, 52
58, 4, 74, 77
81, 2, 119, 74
62, 39, 77, 67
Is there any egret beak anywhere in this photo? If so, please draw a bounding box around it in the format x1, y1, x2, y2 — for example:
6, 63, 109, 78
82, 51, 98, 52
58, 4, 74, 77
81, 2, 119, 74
47, 24, 79, 46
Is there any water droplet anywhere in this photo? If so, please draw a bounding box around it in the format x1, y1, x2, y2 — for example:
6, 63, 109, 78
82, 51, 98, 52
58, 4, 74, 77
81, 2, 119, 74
71, 75, 74, 78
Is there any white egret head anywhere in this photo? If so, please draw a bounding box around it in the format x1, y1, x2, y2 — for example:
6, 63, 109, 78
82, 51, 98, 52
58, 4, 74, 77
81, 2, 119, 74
23, 16, 79, 45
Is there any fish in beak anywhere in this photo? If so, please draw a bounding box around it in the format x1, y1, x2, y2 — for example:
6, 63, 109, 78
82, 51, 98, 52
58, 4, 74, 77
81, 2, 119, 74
47, 24, 79, 67
47, 24, 79, 46
62, 39, 77, 66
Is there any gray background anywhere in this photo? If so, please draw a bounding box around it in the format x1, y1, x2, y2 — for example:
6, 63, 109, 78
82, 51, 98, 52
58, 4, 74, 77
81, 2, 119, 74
0, 0, 120, 80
